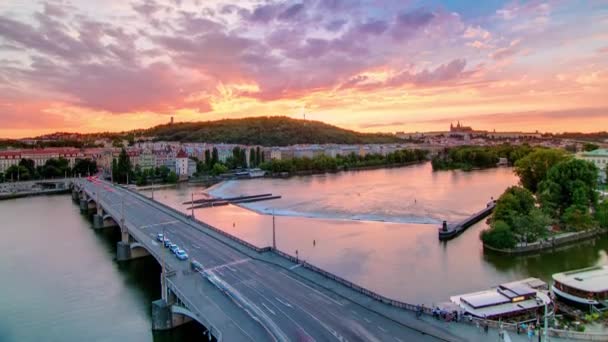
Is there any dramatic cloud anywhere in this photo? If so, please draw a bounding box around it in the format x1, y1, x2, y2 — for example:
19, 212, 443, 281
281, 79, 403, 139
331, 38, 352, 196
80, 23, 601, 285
0, 0, 606, 138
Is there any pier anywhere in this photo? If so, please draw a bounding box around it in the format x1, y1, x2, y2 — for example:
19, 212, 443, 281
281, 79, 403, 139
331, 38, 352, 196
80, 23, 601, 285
439, 200, 496, 240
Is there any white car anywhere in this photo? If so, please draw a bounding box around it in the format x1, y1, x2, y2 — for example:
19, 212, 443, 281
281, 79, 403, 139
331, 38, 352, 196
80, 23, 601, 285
176, 249, 188, 260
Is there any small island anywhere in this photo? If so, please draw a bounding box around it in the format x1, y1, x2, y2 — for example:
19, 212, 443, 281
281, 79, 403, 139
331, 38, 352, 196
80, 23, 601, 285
481, 149, 608, 253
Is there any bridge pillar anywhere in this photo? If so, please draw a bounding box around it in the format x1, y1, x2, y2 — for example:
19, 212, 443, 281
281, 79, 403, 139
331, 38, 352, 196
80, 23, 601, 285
116, 232, 150, 261
151, 300, 193, 330
79, 199, 96, 215
93, 214, 118, 229
152, 276, 192, 331
71, 189, 80, 203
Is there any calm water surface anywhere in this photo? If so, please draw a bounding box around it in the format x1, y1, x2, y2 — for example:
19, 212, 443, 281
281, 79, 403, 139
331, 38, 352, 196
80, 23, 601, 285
0, 195, 204, 342
144, 163, 608, 304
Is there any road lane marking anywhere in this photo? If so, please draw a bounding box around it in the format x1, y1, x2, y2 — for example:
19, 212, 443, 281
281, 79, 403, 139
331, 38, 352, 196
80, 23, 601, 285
364, 318, 371, 323
139, 220, 179, 229
289, 264, 302, 270
206, 258, 250, 272
275, 297, 293, 308
377, 326, 387, 333
280, 272, 344, 307
351, 310, 359, 316
394, 337, 404, 342
261, 303, 276, 315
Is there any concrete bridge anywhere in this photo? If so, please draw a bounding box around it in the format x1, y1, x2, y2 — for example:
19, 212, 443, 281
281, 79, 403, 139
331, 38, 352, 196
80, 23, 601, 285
71, 179, 477, 341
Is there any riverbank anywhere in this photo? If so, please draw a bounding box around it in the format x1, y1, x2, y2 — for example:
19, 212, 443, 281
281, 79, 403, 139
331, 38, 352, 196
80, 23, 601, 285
0, 188, 71, 200
264, 159, 426, 178
134, 183, 177, 191
483, 228, 608, 255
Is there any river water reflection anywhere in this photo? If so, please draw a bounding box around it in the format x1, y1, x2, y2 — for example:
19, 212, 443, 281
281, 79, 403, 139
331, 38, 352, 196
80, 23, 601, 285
0, 195, 204, 342
143, 163, 608, 304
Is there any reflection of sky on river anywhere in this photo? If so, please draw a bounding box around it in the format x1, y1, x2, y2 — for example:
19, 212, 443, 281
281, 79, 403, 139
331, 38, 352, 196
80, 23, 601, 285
141, 165, 608, 304
207, 163, 516, 224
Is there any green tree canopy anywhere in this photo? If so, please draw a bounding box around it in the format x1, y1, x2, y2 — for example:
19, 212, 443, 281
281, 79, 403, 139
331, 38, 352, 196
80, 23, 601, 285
481, 220, 517, 249
211, 163, 229, 176
72, 158, 97, 177
514, 148, 569, 193
112, 148, 133, 183
41, 158, 70, 178
493, 186, 536, 227
5, 164, 31, 181
596, 200, 608, 228
19, 159, 36, 178
538, 159, 598, 219
583, 143, 599, 152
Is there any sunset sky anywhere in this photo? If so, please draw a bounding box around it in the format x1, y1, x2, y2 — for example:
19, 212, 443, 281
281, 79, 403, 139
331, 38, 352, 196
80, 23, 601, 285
0, 0, 607, 138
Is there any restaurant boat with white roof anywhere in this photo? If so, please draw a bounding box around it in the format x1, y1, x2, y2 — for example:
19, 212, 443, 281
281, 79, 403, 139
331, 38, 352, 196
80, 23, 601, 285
552, 265, 608, 311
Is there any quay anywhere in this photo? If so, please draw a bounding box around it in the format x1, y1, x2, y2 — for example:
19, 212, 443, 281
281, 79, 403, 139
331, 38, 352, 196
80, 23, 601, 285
439, 199, 496, 240
0, 179, 73, 200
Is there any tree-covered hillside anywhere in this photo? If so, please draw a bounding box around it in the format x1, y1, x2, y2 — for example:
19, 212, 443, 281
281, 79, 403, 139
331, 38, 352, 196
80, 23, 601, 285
139, 116, 400, 146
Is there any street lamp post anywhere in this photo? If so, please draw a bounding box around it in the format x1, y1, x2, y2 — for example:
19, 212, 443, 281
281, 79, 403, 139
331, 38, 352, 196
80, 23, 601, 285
162, 226, 167, 300
272, 208, 276, 250
191, 192, 194, 219
544, 301, 549, 342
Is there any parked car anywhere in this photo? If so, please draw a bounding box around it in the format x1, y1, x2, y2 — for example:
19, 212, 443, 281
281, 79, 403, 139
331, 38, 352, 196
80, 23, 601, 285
176, 249, 188, 260
156, 233, 164, 242
170, 244, 179, 254
163, 239, 172, 248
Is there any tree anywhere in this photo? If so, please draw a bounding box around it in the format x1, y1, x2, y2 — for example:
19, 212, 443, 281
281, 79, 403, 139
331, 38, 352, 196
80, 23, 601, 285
211, 163, 228, 176
212, 147, 219, 165
514, 149, 569, 193
256, 147, 261, 166
19, 159, 36, 179
511, 208, 551, 243
72, 158, 97, 177
113, 148, 133, 183
583, 143, 599, 152
596, 200, 608, 228
204, 149, 211, 168
481, 221, 517, 249
156, 165, 170, 182
538, 159, 598, 220
492, 186, 536, 227
41, 158, 70, 178
249, 148, 256, 167
240, 148, 247, 168
0, 172, 4, 183
166, 171, 178, 183
562, 205, 596, 231
5, 164, 30, 181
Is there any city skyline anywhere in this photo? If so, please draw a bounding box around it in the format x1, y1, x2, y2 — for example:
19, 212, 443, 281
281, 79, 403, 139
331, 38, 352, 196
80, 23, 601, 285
1, 0, 607, 138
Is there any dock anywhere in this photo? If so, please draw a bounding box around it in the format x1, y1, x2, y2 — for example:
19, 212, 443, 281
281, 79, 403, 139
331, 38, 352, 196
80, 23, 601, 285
438, 199, 496, 240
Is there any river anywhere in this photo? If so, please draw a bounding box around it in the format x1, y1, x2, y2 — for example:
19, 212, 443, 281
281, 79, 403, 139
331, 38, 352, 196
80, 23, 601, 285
142, 163, 608, 304
1, 162, 606, 341
0, 195, 205, 342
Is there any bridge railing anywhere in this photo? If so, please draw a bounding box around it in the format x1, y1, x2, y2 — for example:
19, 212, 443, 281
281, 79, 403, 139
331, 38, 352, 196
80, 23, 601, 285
165, 278, 223, 341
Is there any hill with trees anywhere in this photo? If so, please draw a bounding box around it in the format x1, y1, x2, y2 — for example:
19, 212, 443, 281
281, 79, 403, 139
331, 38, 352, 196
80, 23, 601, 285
137, 116, 400, 146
